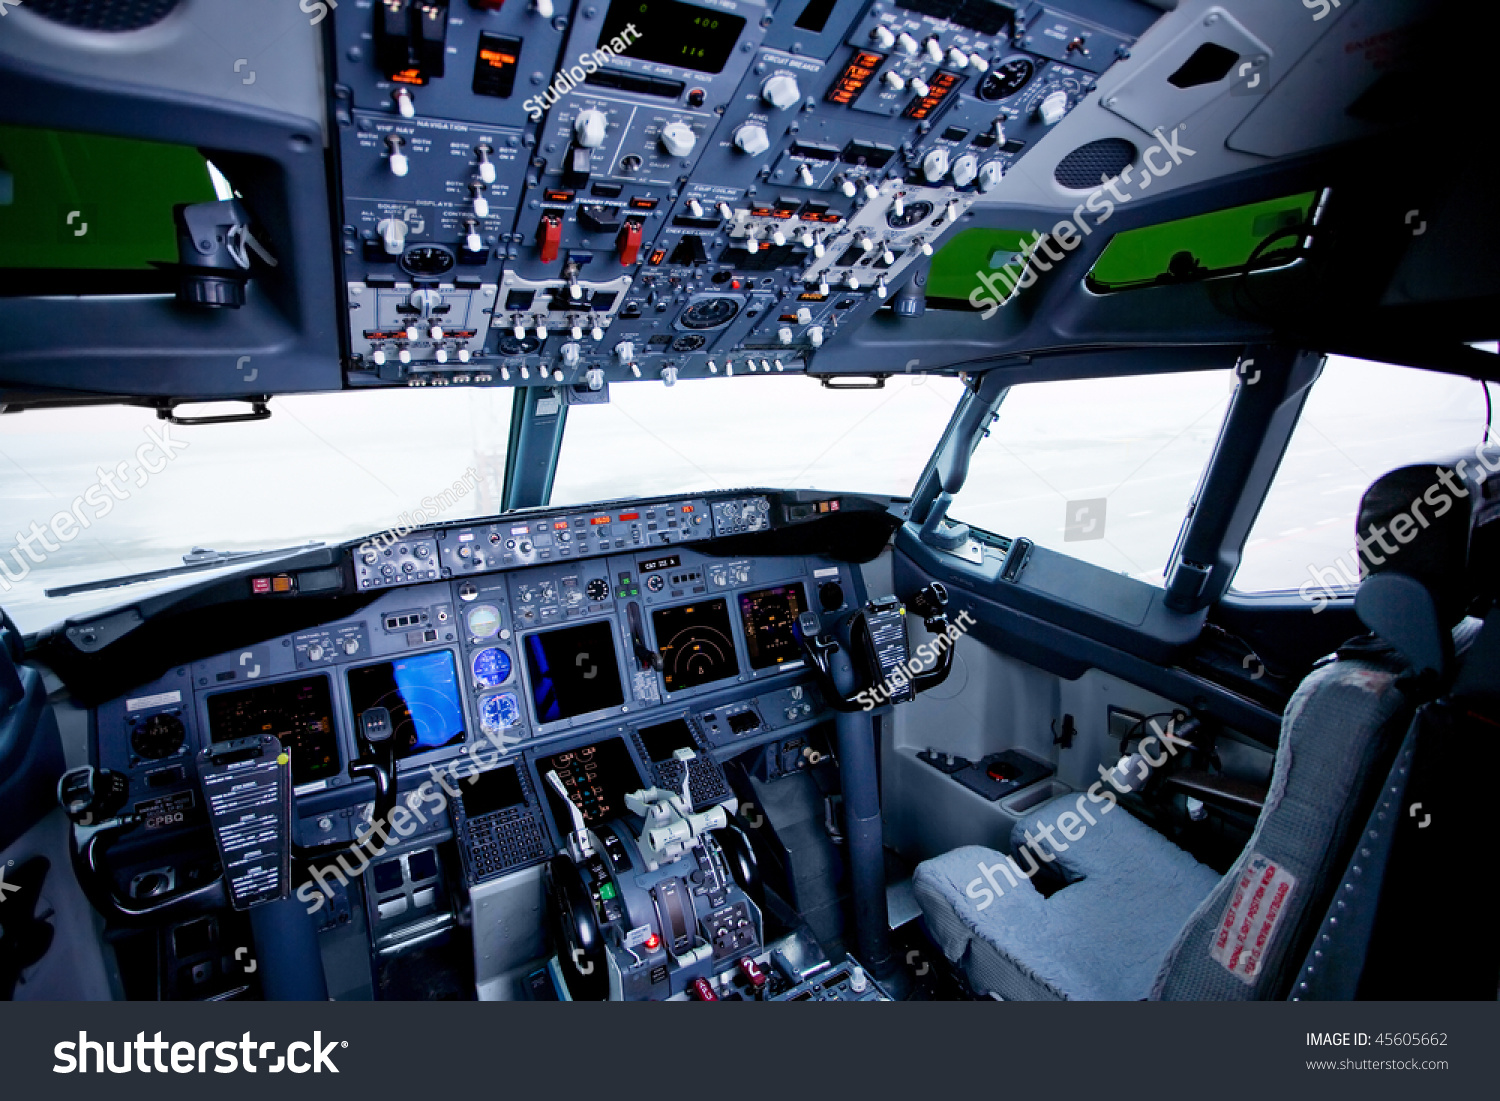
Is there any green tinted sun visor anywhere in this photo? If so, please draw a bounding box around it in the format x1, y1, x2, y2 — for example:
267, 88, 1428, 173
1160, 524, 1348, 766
927, 228, 1041, 308
1087, 191, 1320, 292
0, 123, 219, 294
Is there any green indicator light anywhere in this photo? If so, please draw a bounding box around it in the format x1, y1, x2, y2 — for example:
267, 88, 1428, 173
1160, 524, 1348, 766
599, 882, 618, 900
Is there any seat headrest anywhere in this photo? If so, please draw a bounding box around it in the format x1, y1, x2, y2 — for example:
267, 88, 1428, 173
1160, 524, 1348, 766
1354, 456, 1480, 677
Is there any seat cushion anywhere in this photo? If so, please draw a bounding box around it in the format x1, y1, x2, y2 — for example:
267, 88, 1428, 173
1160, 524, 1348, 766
915, 797, 1219, 1000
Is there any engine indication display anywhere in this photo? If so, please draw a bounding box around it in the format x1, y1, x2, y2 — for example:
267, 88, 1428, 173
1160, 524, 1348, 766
206, 676, 340, 786
738, 583, 808, 670
536, 736, 644, 827
653, 598, 741, 691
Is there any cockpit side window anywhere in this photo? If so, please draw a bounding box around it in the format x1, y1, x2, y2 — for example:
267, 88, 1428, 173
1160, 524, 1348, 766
947, 370, 1234, 584
1232, 355, 1493, 599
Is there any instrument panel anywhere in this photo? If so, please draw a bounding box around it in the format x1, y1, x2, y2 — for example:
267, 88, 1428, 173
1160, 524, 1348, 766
90, 489, 860, 888
326, 0, 1156, 387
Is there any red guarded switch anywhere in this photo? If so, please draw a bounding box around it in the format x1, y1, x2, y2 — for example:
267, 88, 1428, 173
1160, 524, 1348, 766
737, 957, 767, 991
537, 213, 562, 263
690, 977, 718, 1001
617, 218, 644, 266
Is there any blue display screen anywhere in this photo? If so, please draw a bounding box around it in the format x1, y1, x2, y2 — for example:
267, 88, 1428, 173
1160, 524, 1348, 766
347, 650, 466, 759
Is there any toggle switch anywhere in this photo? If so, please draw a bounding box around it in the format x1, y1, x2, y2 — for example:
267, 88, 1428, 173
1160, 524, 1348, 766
537, 213, 562, 263
386, 135, 409, 177
475, 145, 496, 184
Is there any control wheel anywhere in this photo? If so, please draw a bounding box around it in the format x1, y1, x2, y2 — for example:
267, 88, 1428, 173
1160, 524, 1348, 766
547, 855, 609, 1000
711, 825, 763, 912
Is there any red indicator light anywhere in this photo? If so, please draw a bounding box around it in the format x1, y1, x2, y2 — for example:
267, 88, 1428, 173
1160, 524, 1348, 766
645, 933, 661, 951
618, 512, 640, 521
251, 577, 271, 594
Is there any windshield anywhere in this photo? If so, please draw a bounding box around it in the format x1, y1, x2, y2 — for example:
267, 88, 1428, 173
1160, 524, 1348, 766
549, 374, 966, 505
0, 390, 512, 634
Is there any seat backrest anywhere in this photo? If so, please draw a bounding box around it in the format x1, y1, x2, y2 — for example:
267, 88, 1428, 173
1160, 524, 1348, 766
1151, 457, 1481, 1000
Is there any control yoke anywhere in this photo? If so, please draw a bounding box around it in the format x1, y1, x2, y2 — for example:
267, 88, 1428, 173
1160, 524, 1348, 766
797, 582, 959, 710
349, 705, 398, 834
59, 766, 227, 922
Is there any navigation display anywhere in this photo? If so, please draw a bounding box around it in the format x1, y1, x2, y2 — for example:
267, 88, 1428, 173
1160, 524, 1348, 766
536, 737, 643, 827
523, 620, 625, 723
738, 583, 808, 670
652, 598, 741, 691
598, 0, 746, 74
206, 675, 340, 786
347, 651, 467, 760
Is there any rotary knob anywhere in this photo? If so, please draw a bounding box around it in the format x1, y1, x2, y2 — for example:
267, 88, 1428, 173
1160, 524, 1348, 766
952, 153, 978, 187
922, 148, 950, 183
575, 109, 609, 148
378, 217, 407, 256
660, 121, 697, 158
1038, 90, 1069, 127
733, 123, 771, 156
761, 73, 801, 110
978, 161, 1005, 193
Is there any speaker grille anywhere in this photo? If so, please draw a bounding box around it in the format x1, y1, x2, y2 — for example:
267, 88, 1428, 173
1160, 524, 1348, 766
27, 0, 181, 32
1054, 138, 1137, 191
